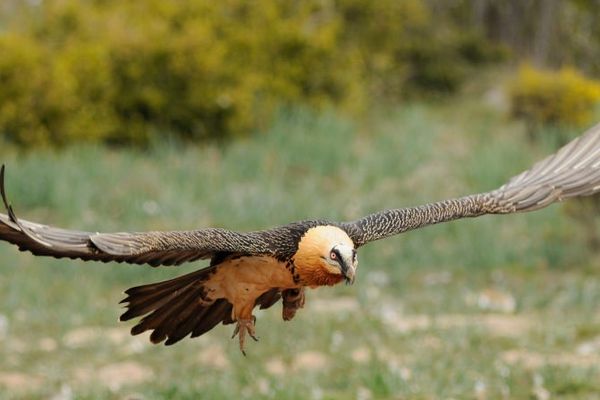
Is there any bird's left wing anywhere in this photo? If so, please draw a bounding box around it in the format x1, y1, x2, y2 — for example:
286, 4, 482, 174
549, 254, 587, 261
342, 122, 600, 247
0, 166, 278, 267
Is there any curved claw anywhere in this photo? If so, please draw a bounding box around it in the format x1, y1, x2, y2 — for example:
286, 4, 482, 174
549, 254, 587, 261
231, 317, 258, 355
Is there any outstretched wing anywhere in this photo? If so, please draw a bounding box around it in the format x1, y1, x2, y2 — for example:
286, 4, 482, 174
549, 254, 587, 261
0, 165, 289, 267
343, 122, 600, 246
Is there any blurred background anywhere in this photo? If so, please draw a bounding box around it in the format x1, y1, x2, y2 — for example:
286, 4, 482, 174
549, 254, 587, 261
1, 1, 600, 399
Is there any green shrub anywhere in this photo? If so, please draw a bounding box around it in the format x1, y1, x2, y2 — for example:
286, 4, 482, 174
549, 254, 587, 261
509, 64, 600, 128
0, 0, 500, 147
0, 1, 368, 146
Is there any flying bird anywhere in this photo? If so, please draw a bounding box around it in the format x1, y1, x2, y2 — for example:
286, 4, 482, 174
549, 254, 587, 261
2, 123, 600, 354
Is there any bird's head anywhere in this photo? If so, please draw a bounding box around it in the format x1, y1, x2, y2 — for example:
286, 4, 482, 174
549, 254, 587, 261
323, 243, 357, 284
294, 226, 358, 286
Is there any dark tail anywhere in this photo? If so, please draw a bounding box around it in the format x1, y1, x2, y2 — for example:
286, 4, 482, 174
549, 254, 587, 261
120, 267, 234, 346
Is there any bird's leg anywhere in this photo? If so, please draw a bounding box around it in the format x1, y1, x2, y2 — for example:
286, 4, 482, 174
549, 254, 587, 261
232, 315, 258, 355
282, 287, 305, 321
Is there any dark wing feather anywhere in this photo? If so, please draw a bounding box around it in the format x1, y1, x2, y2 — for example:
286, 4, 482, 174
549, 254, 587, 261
0, 165, 319, 267
343, 122, 600, 246
256, 288, 282, 310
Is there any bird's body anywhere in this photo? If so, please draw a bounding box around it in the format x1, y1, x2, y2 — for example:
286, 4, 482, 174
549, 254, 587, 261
119, 224, 355, 351
3, 122, 600, 353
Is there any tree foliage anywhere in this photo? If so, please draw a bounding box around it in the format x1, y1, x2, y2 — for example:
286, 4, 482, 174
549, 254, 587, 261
0, 0, 498, 146
510, 65, 600, 128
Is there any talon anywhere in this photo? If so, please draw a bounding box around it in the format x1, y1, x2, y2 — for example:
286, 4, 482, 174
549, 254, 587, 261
232, 317, 257, 354
231, 324, 240, 339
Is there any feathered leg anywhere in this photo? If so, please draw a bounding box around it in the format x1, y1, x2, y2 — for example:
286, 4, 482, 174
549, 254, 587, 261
282, 288, 305, 321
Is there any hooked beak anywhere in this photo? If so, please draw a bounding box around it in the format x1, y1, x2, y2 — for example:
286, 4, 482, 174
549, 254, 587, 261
332, 244, 357, 285
343, 265, 356, 285
341, 262, 356, 285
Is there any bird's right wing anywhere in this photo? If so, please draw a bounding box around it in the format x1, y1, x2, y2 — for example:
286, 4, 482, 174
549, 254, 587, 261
343, 122, 600, 247
494, 122, 600, 209
0, 166, 282, 267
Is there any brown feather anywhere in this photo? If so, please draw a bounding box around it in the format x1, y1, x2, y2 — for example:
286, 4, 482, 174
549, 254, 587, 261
256, 288, 282, 310
190, 299, 233, 338
163, 302, 217, 345
121, 258, 295, 345
148, 288, 201, 343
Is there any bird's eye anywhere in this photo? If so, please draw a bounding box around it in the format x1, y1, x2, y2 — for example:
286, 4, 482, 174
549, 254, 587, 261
330, 251, 337, 260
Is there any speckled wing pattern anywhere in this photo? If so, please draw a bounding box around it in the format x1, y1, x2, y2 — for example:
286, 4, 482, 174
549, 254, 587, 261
342, 122, 600, 247
0, 165, 324, 267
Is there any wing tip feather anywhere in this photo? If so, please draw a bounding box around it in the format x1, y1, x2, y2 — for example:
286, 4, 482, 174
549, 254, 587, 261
0, 164, 11, 217
90, 234, 134, 256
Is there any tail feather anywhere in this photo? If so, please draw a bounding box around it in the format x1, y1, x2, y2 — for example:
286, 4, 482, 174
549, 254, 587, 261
119, 269, 209, 321
120, 293, 176, 322
120, 266, 234, 345
120, 264, 290, 345
123, 267, 209, 297
147, 287, 204, 343
190, 299, 233, 338
163, 299, 216, 345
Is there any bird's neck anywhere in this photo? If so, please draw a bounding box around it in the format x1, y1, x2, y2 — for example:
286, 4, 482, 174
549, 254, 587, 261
294, 257, 345, 287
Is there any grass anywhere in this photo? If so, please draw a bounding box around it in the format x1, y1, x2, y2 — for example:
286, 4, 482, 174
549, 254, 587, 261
0, 95, 599, 399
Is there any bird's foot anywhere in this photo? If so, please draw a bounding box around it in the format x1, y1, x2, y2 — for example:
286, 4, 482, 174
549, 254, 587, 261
282, 288, 305, 321
231, 315, 258, 355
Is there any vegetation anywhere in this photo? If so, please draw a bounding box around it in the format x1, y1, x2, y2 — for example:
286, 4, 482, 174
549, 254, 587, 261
509, 64, 600, 129
0, 0, 503, 147
1, 1, 600, 398
0, 96, 599, 399
1, 1, 599, 147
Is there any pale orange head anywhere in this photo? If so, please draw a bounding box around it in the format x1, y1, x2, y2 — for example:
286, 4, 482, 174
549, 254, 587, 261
293, 225, 357, 287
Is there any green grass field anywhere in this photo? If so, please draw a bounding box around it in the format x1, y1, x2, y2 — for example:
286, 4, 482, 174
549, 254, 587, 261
1, 96, 599, 399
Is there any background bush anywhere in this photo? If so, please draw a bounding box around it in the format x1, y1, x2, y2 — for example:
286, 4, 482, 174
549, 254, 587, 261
2, 0, 599, 147
509, 64, 600, 129
0, 0, 497, 146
